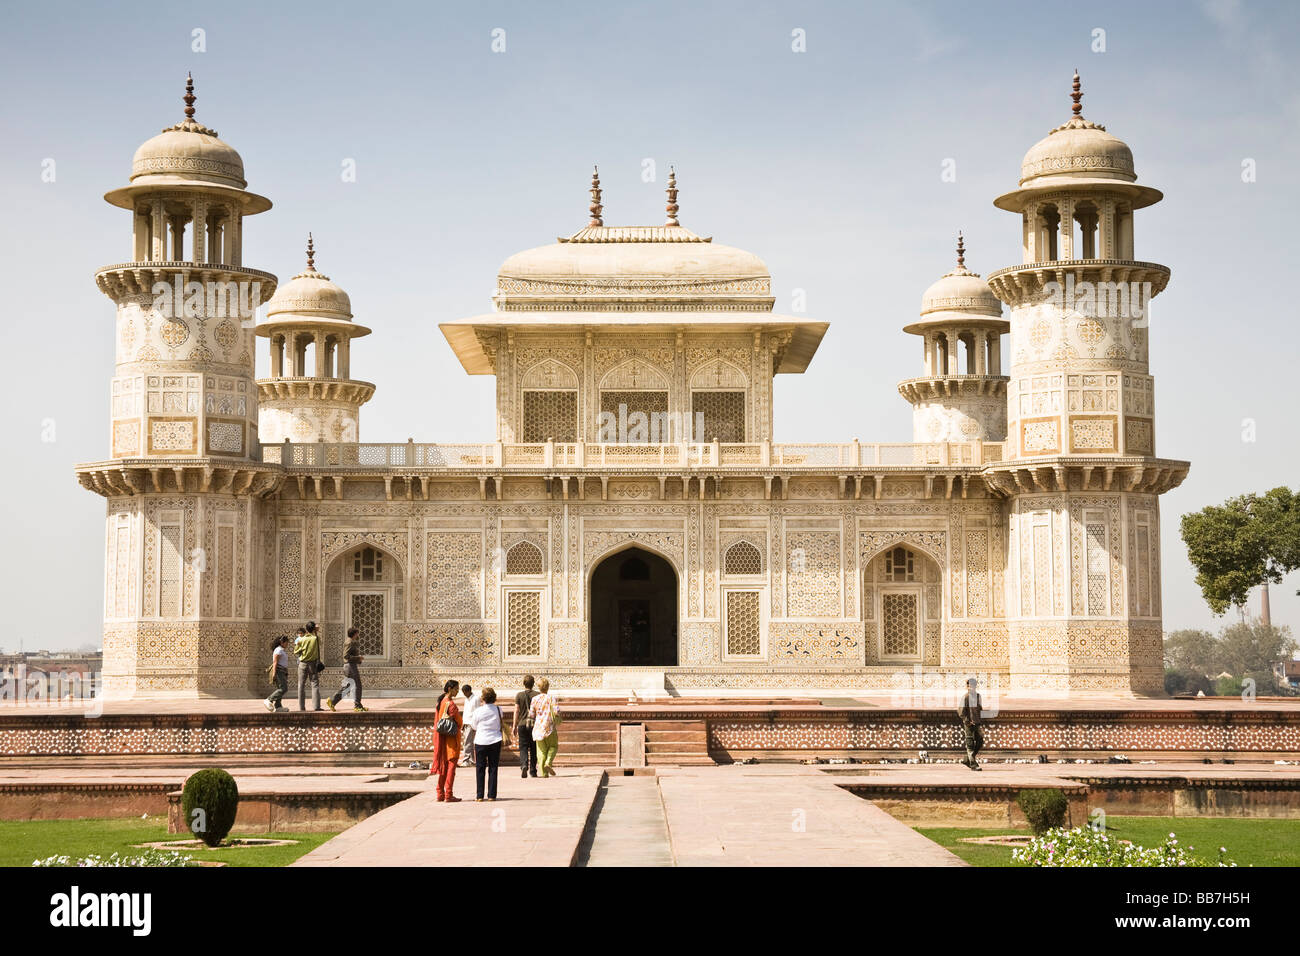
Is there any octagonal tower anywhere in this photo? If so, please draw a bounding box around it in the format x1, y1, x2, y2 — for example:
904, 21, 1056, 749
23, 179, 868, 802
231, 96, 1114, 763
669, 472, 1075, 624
255, 235, 374, 444
898, 235, 1009, 442
984, 74, 1188, 696
78, 76, 282, 697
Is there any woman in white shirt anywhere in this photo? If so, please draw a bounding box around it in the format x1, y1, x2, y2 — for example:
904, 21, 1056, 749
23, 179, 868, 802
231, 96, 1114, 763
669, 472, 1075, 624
469, 686, 511, 801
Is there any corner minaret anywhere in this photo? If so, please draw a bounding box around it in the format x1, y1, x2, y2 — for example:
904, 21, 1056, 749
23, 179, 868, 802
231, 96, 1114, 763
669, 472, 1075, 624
255, 235, 374, 443
984, 73, 1188, 696
78, 76, 280, 699
987, 70, 1169, 462
93, 73, 275, 462
898, 234, 1008, 442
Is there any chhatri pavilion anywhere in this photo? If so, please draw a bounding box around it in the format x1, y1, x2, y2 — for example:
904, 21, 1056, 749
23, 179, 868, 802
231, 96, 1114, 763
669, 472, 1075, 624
77, 74, 1187, 699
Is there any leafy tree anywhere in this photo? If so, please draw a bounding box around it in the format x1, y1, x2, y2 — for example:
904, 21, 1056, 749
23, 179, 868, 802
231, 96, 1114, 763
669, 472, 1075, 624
1181, 487, 1300, 614
1216, 620, 1296, 687
1162, 628, 1218, 675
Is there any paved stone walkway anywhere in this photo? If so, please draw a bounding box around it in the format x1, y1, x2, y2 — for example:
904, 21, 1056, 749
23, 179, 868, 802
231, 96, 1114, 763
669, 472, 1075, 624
576, 774, 674, 867
292, 769, 603, 867
656, 766, 964, 866
292, 764, 964, 867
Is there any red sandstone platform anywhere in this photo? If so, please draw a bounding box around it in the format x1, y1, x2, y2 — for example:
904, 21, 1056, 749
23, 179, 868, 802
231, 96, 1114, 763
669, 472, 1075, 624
7, 694, 1299, 716
4, 695, 1299, 766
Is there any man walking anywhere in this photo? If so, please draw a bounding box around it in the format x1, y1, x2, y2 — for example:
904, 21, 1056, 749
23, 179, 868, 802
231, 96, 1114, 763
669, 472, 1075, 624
294, 622, 324, 711
458, 684, 479, 767
512, 675, 540, 778
958, 677, 986, 771
325, 626, 367, 712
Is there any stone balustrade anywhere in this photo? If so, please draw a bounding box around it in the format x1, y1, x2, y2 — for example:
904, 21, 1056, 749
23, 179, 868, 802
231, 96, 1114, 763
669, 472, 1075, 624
259, 439, 1006, 470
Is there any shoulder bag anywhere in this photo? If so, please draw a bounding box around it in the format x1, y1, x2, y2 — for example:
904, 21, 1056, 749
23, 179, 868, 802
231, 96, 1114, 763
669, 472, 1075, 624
435, 701, 457, 736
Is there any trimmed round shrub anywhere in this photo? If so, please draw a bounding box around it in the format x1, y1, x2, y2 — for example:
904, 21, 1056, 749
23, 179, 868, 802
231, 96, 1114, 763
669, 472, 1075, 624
181, 768, 239, 847
1017, 787, 1068, 835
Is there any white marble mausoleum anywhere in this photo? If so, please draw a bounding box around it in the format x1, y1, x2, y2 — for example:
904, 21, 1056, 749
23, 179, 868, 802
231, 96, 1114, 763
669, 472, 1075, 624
77, 74, 1188, 698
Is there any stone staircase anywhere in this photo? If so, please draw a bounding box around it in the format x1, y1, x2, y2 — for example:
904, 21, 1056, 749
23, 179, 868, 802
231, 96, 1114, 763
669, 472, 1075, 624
645, 720, 713, 766
504, 718, 713, 767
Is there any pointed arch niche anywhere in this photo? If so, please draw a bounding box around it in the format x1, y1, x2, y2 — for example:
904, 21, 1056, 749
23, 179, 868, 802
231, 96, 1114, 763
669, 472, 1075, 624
325, 542, 404, 662
862, 544, 941, 663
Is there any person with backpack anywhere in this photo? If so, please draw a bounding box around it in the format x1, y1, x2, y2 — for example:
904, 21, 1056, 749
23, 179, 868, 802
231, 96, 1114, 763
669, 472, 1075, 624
528, 678, 560, 778
325, 626, 367, 712
264, 635, 291, 712
512, 674, 540, 778
294, 622, 325, 711
468, 686, 510, 801
430, 679, 462, 802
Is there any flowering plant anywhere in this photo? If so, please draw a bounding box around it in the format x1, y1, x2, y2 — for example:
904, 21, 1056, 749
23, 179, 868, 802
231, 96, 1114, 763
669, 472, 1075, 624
32, 850, 199, 868
1011, 826, 1236, 867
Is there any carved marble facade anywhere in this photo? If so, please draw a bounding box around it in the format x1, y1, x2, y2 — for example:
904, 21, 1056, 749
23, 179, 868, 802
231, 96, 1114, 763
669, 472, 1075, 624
78, 78, 1188, 698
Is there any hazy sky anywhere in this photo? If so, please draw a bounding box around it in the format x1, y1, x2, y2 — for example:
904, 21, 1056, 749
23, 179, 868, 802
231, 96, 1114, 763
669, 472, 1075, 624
1, 0, 1296, 651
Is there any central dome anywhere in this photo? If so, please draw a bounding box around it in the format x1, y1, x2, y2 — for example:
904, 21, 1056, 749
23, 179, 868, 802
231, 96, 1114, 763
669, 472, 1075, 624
500, 227, 768, 280
494, 225, 773, 311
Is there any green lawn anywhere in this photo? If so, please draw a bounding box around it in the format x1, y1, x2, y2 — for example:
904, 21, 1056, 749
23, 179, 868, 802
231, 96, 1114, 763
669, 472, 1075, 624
918, 816, 1300, 867
0, 817, 339, 867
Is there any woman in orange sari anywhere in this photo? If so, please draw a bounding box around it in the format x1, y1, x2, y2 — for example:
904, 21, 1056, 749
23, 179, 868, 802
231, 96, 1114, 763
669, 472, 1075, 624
431, 679, 462, 802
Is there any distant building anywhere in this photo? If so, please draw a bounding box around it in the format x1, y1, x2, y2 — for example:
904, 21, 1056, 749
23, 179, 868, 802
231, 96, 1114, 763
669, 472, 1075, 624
1274, 661, 1300, 692
0, 651, 101, 699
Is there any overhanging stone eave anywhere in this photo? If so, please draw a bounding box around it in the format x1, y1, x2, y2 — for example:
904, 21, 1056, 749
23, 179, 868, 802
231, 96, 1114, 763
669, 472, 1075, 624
438, 313, 830, 376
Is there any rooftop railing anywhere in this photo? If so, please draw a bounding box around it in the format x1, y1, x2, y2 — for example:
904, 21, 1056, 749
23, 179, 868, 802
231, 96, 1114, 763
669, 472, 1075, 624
260, 440, 1005, 469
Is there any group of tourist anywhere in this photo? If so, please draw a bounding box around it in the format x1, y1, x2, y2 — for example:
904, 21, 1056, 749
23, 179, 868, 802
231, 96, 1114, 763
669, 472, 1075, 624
263, 632, 563, 801
263, 621, 367, 713
430, 675, 560, 802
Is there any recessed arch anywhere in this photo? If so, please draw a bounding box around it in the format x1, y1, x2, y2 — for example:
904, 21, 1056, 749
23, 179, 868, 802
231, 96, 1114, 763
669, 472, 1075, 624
862, 543, 942, 664
599, 357, 670, 391
324, 541, 404, 662
520, 359, 579, 390
689, 358, 748, 390
588, 545, 678, 667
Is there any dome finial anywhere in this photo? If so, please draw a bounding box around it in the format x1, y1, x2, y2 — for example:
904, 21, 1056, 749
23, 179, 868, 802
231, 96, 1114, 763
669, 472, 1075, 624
184, 72, 196, 121
956, 231, 965, 269
588, 165, 603, 227
306, 232, 315, 270
1071, 69, 1082, 116
665, 166, 680, 226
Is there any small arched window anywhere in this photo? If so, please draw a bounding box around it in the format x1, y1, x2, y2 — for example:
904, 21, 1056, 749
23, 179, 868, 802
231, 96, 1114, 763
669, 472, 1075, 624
724, 540, 763, 576
883, 546, 916, 582
505, 541, 544, 576
352, 546, 383, 582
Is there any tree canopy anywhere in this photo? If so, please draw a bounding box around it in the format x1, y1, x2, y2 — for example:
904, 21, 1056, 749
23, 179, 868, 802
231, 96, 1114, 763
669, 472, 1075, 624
1163, 621, 1297, 696
1180, 486, 1300, 615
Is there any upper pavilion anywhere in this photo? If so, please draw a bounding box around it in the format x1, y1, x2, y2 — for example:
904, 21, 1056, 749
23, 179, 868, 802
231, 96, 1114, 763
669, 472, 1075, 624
440, 168, 828, 445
